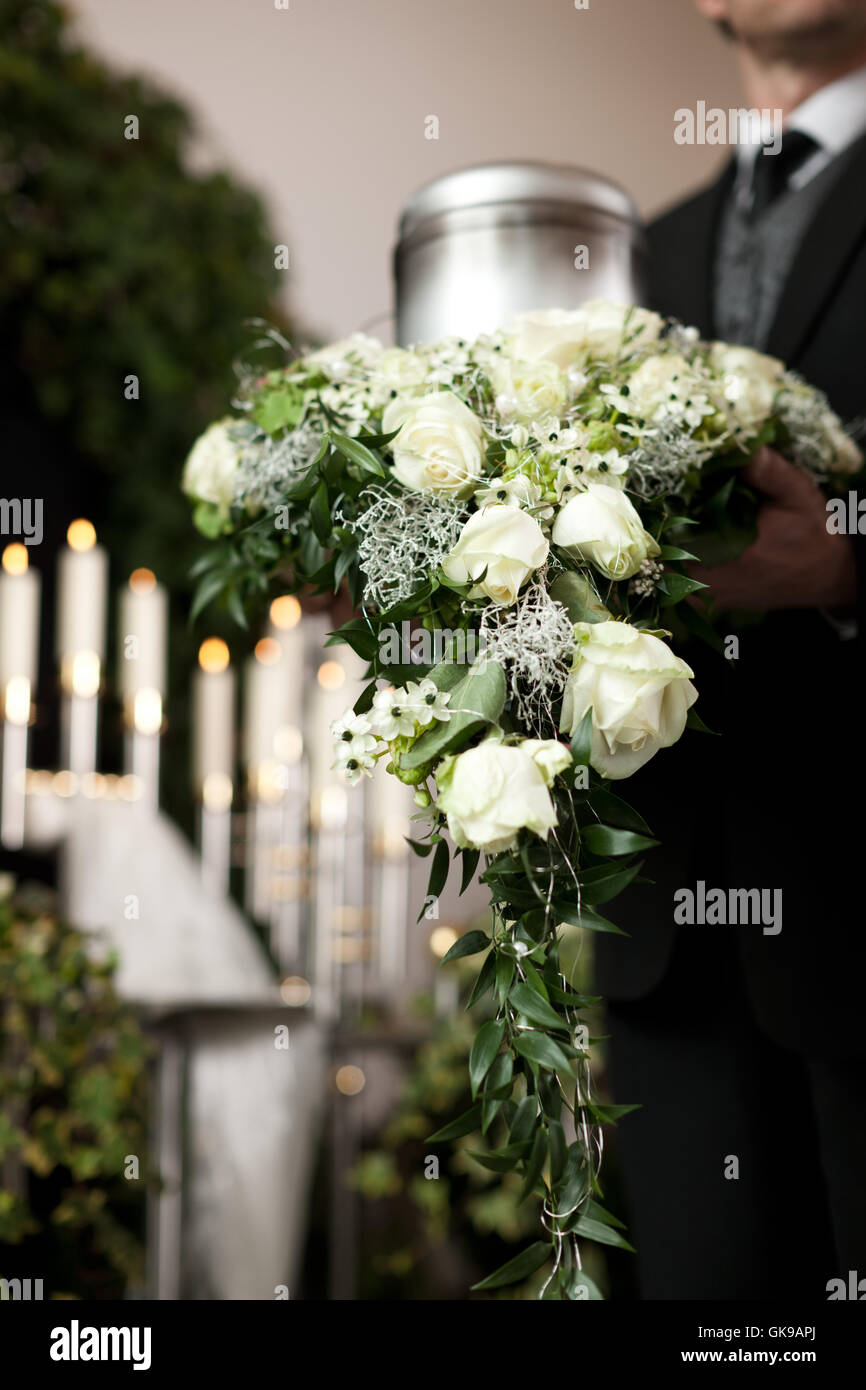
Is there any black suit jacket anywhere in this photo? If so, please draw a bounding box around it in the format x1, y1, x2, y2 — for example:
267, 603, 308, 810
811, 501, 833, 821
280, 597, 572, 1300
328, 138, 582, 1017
595, 134, 866, 1057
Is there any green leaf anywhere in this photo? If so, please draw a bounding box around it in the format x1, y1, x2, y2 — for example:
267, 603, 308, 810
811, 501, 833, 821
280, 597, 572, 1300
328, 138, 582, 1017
549, 572, 611, 625
255, 387, 305, 434
460, 849, 480, 895
483, 1050, 513, 1100
658, 572, 708, 607
469, 1019, 506, 1097
406, 837, 433, 858
587, 1101, 641, 1124
190, 568, 230, 623
310, 480, 331, 543
552, 901, 627, 936
426, 838, 451, 903
579, 861, 642, 906
192, 501, 226, 539
569, 707, 593, 769
325, 618, 378, 661
401, 659, 507, 769
495, 952, 515, 1007
466, 949, 497, 1009
513, 1031, 575, 1073
658, 543, 699, 562
547, 983, 600, 1008
519, 1126, 549, 1204
509, 982, 565, 1032
686, 707, 719, 735
467, 1144, 529, 1174
470, 1241, 552, 1291
509, 1097, 539, 1147
587, 789, 651, 835
427, 1103, 481, 1143
328, 430, 386, 477
548, 1120, 567, 1184
572, 1215, 635, 1252
584, 1198, 627, 1229
582, 824, 658, 857
440, 929, 490, 966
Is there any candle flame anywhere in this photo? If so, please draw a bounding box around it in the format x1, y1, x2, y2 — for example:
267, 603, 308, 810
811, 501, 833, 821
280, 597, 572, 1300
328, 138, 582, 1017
132, 688, 163, 736
129, 567, 156, 595
254, 636, 281, 666
66, 651, 101, 698
67, 519, 97, 552
334, 1065, 365, 1096
270, 594, 301, 630
3, 676, 31, 726
198, 637, 229, 673
280, 976, 312, 1008
1, 543, 28, 576
202, 771, 233, 812
317, 660, 345, 691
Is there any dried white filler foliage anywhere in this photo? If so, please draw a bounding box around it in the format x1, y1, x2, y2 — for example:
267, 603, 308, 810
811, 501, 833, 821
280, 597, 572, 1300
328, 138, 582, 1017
344, 486, 468, 611
479, 576, 576, 736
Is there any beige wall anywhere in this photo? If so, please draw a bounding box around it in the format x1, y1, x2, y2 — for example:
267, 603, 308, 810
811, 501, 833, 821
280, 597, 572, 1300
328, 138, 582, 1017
74, 0, 742, 340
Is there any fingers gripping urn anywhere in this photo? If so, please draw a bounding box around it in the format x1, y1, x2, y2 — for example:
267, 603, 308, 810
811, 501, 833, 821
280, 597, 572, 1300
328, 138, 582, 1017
393, 161, 647, 345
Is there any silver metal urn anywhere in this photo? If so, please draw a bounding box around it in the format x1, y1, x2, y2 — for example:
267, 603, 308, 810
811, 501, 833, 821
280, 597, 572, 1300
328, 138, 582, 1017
394, 160, 647, 346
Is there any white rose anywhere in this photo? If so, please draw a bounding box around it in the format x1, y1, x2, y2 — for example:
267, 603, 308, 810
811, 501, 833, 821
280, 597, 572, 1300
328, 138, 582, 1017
561, 620, 697, 780
508, 301, 663, 368
552, 481, 660, 580
491, 357, 569, 422
820, 410, 863, 475
182, 418, 242, 515
441, 504, 549, 605
436, 740, 559, 853
709, 343, 783, 428
520, 739, 573, 785
383, 390, 484, 495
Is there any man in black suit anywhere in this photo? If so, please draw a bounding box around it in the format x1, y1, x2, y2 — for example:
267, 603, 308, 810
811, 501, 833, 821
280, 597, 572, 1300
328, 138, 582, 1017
598, 0, 866, 1299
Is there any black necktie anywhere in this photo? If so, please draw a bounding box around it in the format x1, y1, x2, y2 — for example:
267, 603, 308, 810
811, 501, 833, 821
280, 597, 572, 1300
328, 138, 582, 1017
748, 129, 819, 219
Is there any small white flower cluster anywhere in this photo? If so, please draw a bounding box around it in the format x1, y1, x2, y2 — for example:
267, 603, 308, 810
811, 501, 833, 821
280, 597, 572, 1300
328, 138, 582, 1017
628, 556, 665, 598
330, 678, 452, 784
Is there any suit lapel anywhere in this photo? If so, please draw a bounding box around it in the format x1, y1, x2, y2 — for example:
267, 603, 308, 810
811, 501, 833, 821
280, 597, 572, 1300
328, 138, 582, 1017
653, 161, 734, 336
767, 131, 866, 364
693, 163, 735, 338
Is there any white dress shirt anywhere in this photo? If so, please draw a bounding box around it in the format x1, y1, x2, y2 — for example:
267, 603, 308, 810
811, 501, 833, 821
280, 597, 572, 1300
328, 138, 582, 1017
733, 62, 866, 208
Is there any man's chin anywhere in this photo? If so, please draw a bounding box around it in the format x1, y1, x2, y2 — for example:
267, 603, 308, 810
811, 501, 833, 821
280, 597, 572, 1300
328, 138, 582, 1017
730, 9, 866, 63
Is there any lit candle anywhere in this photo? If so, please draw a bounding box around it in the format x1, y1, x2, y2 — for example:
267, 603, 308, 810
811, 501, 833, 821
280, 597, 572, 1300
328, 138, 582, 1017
56, 519, 107, 696
309, 654, 350, 818
268, 594, 304, 738
194, 638, 235, 809
0, 544, 40, 724
244, 635, 287, 781
118, 568, 167, 736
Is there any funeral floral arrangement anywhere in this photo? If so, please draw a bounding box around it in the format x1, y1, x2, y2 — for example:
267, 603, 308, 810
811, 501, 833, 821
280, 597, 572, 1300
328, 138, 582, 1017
184, 300, 861, 1299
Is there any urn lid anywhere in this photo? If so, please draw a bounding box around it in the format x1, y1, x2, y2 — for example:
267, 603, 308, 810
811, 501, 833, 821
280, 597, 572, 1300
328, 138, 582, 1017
397, 160, 639, 246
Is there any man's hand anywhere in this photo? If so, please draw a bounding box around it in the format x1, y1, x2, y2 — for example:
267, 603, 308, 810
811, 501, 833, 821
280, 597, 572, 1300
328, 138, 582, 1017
688, 447, 857, 612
